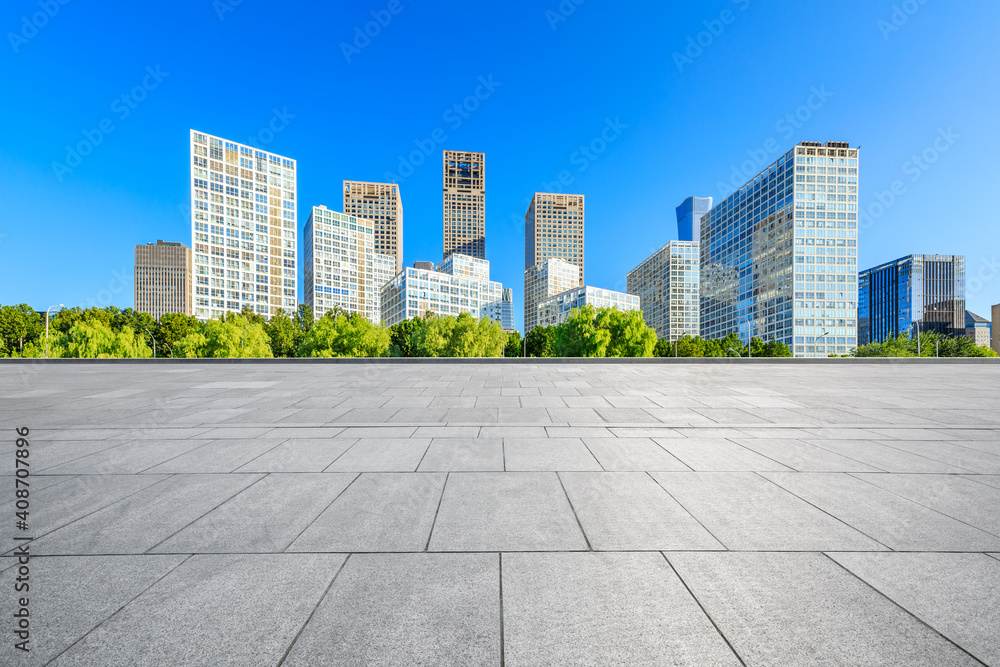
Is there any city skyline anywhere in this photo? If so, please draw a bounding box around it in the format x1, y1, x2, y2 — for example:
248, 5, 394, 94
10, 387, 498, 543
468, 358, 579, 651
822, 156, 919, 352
2, 2, 999, 333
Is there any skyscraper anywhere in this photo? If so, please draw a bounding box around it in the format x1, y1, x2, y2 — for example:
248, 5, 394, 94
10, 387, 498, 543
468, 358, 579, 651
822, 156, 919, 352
536, 287, 641, 329
343, 181, 403, 274
443, 151, 485, 260
700, 141, 860, 358
627, 241, 700, 341
676, 196, 712, 242
189, 130, 297, 320
858, 254, 966, 345
303, 206, 395, 324
525, 193, 585, 284
523, 257, 581, 335
380, 254, 505, 327
135, 240, 192, 318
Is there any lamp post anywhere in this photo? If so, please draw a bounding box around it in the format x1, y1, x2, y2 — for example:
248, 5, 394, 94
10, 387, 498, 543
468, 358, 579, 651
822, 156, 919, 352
143, 328, 156, 358
728, 347, 741, 358
44, 304, 65, 358
817, 330, 830, 357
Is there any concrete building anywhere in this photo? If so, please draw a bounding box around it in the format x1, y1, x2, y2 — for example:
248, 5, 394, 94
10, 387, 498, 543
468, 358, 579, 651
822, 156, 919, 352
626, 241, 700, 341
965, 310, 991, 348
701, 141, 859, 357
676, 196, 712, 242
443, 151, 485, 260
189, 130, 297, 320
135, 240, 192, 318
303, 206, 395, 324
380, 254, 505, 327
858, 254, 966, 345
343, 181, 403, 274
993, 304, 1000, 354
536, 286, 641, 329
525, 193, 585, 284
524, 257, 581, 335
413, 261, 435, 271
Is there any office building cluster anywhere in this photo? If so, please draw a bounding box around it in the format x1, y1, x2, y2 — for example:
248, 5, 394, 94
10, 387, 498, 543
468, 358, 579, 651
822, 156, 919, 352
129, 133, 995, 356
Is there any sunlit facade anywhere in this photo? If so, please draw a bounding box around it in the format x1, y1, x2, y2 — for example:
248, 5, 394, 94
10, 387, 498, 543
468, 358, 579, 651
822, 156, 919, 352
536, 286, 640, 328
524, 257, 581, 334
627, 241, 700, 341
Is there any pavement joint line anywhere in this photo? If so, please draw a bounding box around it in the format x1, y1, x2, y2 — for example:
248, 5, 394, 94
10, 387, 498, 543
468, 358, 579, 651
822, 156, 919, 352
424, 472, 450, 552
281, 473, 362, 553
498, 552, 506, 667
722, 436, 797, 472
799, 440, 894, 473
646, 471, 728, 550
660, 552, 748, 667
413, 438, 434, 472
319, 439, 362, 472
276, 553, 352, 667
227, 436, 294, 472
821, 553, 990, 666
648, 439, 695, 472
40, 553, 195, 666
556, 471, 593, 551
873, 438, 1000, 472
844, 472, 1000, 540
7, 549, 1000, 557
34, 438, 139, 474
23, 423, 1000, 430
752, 471, 895, 551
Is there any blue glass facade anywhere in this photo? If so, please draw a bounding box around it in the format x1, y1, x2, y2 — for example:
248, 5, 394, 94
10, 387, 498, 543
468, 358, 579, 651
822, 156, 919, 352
676, 196, 712, 242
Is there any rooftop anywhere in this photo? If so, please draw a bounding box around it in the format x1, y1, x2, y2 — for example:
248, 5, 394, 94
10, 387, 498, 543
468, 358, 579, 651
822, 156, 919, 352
2, 361, 999, 665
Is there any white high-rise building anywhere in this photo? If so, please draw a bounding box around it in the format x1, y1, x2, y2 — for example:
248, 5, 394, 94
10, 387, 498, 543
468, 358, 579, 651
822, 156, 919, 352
380, 254, 505, 327
524, 257, 580, 335
189, 130, 297, 320
303, 206, 395, 324
536, 286, 641, 328
700, 141, 860, 357
627, 241, 700, 341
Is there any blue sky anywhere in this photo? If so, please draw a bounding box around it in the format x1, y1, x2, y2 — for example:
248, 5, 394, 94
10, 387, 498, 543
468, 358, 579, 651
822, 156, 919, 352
2, 0, 999, 331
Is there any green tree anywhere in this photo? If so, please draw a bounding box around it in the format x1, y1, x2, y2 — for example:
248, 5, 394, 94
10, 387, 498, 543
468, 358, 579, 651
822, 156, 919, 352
388, 317, 425, 357
552, 305, 612, 357
597, 308, 656, 357
53, 321, 153, 358
297, 312, 390, 358
676, 335, 706, 357
524, 326, 555, 357
762, 339, 793, 357
175, 314, 273, 358
264, 308, 300, 357
295, 304, 315, 334
158, 313, 201, 357
409, 312, 507, 358
0, 304, 43, 355
504, 330, 524, 358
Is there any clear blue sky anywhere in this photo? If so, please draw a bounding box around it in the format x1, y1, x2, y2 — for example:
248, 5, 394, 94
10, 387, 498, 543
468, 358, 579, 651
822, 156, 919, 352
2, 0, 999, 331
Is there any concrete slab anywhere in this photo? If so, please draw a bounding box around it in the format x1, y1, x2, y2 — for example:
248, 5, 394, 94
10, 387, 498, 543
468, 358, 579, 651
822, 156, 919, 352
731, 437, 884, 472
142, 438, 286, 473
50, 554, 346, 666
581, 437, 690, 471
417, 438, 504, 471
653, 438, 794, 472
429, 472, 588, 551
289, 473, 445, 552
668, 552, 979, 666
503, 552, 740, 666
804, 439, 972, 473
283, 554, 500, 666
502, 438, 602, 471
560, 472, 723, 550
233, 438, 357, 472
323, 438, 431, 472
651, 472, 885, 551
830, 552, 1000, 666
856, 473, 1000, 536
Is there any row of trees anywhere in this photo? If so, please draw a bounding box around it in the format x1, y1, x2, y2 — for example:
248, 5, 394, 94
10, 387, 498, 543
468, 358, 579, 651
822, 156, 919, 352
0, 302, 993, 358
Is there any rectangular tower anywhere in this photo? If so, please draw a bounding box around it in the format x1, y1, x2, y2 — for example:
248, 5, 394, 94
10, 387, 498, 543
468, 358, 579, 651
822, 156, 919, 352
700, 141, 860, 358
135, 240, 192, 318
303, 206, 395, 324
626, 241, 700, 341
189, 130, 297, 320
525, 193, 585, 284
523, 257, 581, 334
343, 181, 403, 274
380, 254, 504, 327
443, 150, 486, 260
858, 254, 966, 345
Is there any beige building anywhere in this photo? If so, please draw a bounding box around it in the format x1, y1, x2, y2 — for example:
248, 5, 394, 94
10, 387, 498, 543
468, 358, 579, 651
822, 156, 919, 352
343, 181, 403, 274
992, 304, 1000, 353
443, 150, 485, 260
135, 240, 193, 318
525, 193, 585, 285
524, 257, 581, 335
627, 241, 700, 342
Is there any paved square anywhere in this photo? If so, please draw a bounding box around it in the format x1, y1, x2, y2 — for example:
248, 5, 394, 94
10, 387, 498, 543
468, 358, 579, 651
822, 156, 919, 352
2, 360, 1000, 665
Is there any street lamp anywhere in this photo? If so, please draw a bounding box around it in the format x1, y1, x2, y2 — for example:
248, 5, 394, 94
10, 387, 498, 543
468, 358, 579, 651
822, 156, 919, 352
728, 347, 741, 358
816, 330, 830, 356
44, 304, 65, 358
143, 328, 156, 358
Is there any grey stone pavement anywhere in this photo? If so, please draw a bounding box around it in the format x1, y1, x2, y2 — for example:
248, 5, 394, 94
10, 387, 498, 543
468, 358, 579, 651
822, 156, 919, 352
1, 360, 999, 665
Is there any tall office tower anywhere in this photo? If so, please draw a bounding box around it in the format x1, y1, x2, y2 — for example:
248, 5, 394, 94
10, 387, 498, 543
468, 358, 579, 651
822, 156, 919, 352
536, 286, 641, 329
500, 288, 515, 331
626, 241, 700, 341
858, 254, 966, 345
992, 304, 1000, 354
676, 196, 712, 242
303, 206, 395, 324
525, 193, 585, 284
523, 257, 580, 334
380, 253, 505, 327
443, 151, 486, 260
189, 130, 297, 321
343, 181, 403, 274
135, 240, 192, 318
701, 141, 860, 358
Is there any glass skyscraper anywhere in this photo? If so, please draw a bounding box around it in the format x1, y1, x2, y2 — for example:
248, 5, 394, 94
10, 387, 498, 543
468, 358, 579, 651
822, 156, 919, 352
676, 196, 712, 243
858, 254, 966, 344
700, 141, 860, 357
